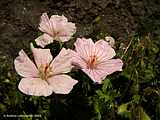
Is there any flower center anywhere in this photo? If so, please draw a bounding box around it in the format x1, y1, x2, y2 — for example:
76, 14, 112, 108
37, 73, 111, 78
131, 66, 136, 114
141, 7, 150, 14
51, 31, 60, 38
38, 64, 52, 80
87, 55, 98, 69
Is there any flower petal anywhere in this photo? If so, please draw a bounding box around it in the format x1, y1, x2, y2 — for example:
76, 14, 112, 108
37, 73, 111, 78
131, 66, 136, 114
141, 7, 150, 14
31, 47, 53, 68
82, 69, 107, 84
18, 78, 53, 96
47, 75, 78, 94
63, 22, 76, 36
82, 59, 123, 84
97, 59, 123, 75
74, 38, 95, 61
71, 50, 87, 69
50, 15, 68, 25
35, 34, 53, 48
50, 48, 73, 74
14, 50, 39, 77
95, 40, 116, 61
58, 22, 76, 42
50, 15, 76, 42
39, 13, 53, 35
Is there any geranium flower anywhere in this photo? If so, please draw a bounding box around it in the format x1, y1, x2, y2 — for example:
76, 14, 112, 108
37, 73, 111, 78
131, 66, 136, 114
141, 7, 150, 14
35, 13, 76, 48
14, 45, 77, 96
71, 38, 123, 83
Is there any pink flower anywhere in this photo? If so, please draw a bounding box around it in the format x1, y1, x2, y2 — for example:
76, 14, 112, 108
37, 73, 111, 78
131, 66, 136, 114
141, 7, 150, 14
14, 45, 77, 96
71, 38, 123, 83
35, 13, 76, 48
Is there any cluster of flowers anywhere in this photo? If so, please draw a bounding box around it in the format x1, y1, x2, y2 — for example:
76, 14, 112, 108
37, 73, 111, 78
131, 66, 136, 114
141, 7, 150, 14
14, 13, 123, 97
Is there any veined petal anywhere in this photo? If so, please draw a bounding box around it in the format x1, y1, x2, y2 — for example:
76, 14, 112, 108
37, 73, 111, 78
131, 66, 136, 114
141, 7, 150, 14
50, 48, 73, 74
63, 22, 76, 36
14, 50, 39, 78
35, 34, 53, 48
82, 69, 106, 84
57, 22, 76, 42
39, 13, 53, 35
18, 78, 53, 96
74, 38, 95, 60
50, 16, 76, 42
50, 15, 68, 23
47, 75, 78, 94
95, 40, 116, 61
71, 50, 87, 69
97, 59, 123, 75
49, 15, 68, 37
83, 59, 123, 83
31, 47, 53, 68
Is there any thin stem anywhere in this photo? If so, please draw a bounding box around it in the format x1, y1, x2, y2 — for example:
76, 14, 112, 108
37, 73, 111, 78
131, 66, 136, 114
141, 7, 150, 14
121, 37, 133, 59
59, 41, 64, 49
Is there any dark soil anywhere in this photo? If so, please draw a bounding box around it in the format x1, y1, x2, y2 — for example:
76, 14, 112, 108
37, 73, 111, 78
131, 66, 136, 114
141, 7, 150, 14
0, 0, 160, 63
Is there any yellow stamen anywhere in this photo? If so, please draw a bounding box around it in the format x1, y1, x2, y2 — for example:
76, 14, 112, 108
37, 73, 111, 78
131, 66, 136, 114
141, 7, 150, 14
38, 64, 52, 80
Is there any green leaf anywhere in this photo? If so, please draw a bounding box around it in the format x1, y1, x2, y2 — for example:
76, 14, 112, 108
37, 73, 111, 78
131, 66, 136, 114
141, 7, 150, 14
118, 103, 131, 119
102, 79, 112, 93
139, 107, 151, 120
118, 103, 128, 114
